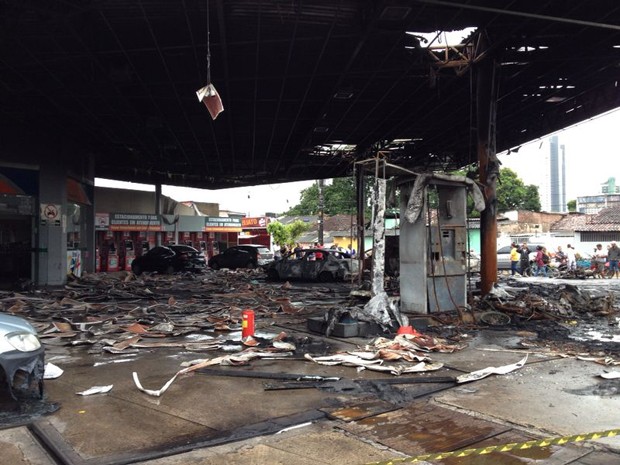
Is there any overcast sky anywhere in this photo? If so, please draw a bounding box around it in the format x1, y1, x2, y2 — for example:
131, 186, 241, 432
98, 108, 620, 215
498, 108, 620, 200
95, 177, 317, 217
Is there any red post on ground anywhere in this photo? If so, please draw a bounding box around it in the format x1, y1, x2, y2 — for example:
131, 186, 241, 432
241, 309, 255, 338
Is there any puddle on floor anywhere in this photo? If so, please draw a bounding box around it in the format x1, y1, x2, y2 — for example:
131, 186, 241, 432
565, 379, 620, 396
565, 317, 620, 350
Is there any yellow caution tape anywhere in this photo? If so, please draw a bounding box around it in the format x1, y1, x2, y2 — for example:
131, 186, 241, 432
366, 428, 620, 465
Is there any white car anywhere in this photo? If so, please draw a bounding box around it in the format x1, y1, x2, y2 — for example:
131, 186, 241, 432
497, 244, 545, 270
0, 314, 44, 398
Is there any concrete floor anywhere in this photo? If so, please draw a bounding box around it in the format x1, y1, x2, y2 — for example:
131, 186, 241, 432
2, 279, 620, 465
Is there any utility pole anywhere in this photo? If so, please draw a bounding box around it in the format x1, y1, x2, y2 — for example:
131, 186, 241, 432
318, 179, 324, 244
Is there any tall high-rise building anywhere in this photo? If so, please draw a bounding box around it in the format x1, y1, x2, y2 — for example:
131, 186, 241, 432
548, 135, 567, 212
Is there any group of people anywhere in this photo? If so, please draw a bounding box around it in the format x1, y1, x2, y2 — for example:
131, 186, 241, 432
508, 241, 620, 278
276, 242, 356, 261
591, 242, 620, 278
509, 241, 577, 277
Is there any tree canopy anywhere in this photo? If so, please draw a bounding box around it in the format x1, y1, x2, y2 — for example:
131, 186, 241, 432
266, 220, 310, 248
284, 169, 541, 218
285, 177, 362, 216
496, 168, 541, 213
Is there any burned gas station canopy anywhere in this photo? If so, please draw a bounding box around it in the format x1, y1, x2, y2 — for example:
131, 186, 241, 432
1, 1, 619, 189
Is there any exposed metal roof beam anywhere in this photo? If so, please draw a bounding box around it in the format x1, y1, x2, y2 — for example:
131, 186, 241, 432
414, 0, 620, 31
139, 0, 206, 171
215, 0, 237, 173
262, 10, 301, 172
272, 4, 341, 175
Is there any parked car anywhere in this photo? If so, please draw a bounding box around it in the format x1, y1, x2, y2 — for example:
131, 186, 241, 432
265, 248, 358, 282
208, 244, 274, 270
131, 245, 206, 275
497, 243, 545, 270
0, 313, 44, 398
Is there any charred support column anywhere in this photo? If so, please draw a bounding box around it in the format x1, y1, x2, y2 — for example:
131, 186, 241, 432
477, 57, 499, 295
355, 168, 365, 284
155, 183, 162, 246
371, 176, 386, 296
317, 179, 325, 245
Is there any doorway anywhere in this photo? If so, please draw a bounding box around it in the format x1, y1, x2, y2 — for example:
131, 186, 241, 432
0, 216, 32, 289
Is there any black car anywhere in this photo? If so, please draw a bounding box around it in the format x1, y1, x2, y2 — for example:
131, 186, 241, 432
131, 245, 206, 275
208, 244, 274, 270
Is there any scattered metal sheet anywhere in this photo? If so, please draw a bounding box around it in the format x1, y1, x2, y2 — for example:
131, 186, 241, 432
304, 352, 444, 376
76, 385, 113, 396
43, 363, 63, 379
456, 355, 528, 384
133, 347, 295, 397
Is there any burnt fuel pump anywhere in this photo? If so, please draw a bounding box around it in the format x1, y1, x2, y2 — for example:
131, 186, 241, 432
426, 184, 467, 312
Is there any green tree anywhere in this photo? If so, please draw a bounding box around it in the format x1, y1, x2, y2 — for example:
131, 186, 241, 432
285, 177, 370, 216
496, 168, 541, 212
286, 183, 320, 215
567, 199, 576, 212
324, 177, 357, 214
266, 220, 310, 248
452, 166, 540, 215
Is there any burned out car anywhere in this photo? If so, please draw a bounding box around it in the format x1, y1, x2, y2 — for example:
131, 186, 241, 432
0, 313, 44, 398
131, 245, 206, 275
265, 248, 358, 282
208, 244, 274, 270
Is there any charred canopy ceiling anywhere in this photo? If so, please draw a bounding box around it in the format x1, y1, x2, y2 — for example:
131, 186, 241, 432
1, 1, 619, 189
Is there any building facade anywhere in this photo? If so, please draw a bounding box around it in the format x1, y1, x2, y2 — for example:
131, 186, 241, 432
577, 177, 620, 213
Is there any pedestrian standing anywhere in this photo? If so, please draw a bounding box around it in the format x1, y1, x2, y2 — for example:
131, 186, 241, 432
509, 242, 520, 276
294, 243, 303, 259
565, 244, 576, 270
554, 246, 567, 266
593, 243, 607, 277
518, 242, 531, 275
534, 246, 547, 277
608, 241, 620, 278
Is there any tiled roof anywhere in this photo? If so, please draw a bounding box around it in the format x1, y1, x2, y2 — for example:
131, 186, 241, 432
550, 213, 588, 231
575, 206, 620, 232
323, 214, 357, 232
588, 206, 620, 224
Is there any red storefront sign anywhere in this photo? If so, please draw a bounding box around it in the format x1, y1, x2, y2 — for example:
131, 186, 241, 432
241, 217, 270, 229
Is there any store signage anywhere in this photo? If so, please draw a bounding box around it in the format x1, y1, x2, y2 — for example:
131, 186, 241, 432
241, 216, 269, 229
105, 213, 162, 231
204, 216, 242, 232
